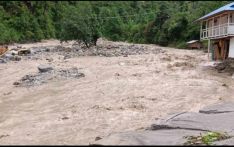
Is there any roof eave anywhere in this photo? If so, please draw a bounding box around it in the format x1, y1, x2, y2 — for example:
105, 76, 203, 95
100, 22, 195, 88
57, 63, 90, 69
195, 10, 232, 23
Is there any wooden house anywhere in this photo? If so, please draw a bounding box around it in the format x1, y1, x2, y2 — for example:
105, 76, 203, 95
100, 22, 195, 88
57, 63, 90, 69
197, 2, 234, 60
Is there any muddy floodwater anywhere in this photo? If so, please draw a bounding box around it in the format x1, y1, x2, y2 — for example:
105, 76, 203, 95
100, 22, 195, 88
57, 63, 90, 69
0, 39, 234, 145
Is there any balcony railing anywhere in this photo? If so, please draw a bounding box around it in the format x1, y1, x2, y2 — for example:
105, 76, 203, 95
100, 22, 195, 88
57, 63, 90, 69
201, 23, 234, 39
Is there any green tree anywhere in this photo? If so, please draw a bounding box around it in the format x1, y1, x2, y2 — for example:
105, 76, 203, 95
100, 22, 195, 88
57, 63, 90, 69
59, 2, 100, 47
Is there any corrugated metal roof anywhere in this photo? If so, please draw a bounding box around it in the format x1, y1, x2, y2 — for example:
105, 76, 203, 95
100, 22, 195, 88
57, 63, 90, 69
197, 2, 234, 21
186, 40, 199, 44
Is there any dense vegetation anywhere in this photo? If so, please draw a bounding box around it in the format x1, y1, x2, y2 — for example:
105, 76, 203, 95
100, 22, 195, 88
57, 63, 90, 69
0, 1, 231, 48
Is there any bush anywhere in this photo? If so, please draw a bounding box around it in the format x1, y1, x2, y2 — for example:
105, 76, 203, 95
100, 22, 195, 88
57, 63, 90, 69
176, 41, 187, 49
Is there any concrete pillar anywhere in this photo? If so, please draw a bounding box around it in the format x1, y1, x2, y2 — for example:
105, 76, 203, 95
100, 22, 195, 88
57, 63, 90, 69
229, 37, 234, 58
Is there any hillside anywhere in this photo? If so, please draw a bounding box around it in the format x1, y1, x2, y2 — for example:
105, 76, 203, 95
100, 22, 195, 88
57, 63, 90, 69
0, 1, 230, 47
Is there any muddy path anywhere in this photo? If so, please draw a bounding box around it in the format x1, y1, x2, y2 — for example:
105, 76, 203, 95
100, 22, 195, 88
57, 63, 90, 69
0, 39, 234, 145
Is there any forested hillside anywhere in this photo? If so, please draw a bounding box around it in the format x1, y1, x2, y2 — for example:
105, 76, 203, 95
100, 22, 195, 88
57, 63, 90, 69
0, 1, 231, 48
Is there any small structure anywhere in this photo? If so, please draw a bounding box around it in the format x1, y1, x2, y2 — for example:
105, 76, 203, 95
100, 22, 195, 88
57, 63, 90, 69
186, 40, 203, 49
196, 2, 234, 61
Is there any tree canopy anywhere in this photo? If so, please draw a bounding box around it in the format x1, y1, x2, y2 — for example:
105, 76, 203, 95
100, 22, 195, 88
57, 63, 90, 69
0, 1, 231, 48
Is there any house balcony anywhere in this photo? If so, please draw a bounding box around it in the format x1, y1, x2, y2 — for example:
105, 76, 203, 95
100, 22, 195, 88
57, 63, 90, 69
201, 23, 234, 40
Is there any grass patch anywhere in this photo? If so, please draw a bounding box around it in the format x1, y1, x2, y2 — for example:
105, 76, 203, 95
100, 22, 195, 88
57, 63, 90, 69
184, 131, 232, 145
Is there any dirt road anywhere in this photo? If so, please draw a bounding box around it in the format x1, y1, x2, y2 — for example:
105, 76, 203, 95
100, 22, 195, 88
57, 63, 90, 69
0, 40, 234, 145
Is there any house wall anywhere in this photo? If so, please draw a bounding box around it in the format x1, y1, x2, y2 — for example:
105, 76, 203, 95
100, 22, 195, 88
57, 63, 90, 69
206, 14, 228, 28
229, 37, 234, 58
230, 12, 234, 23
211, 38, 229, 60
228, 25, 234, 35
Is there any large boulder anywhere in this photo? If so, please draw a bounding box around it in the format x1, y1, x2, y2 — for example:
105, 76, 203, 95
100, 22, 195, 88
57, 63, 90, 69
13, 55, 21, 61
0, 58, 6, 63
94, 129, 204, 145
18, 48, 31, 55
38, 64, 53, 73
150, 111, 234, 135
199, 102, 234, 114
3, 54, 21, 61
9, 50, 18, 55
3, 53, 14, 60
